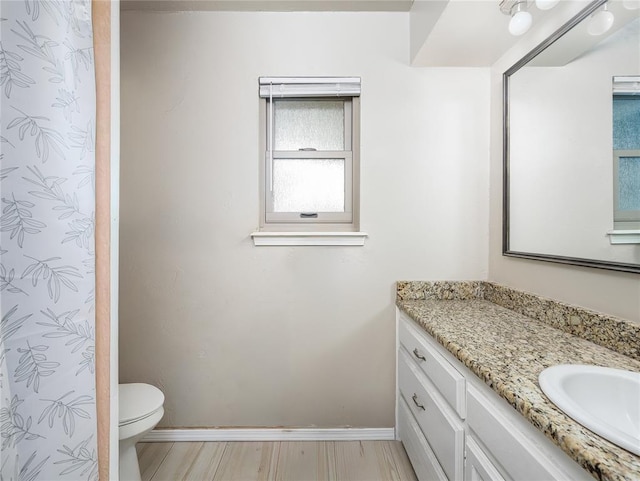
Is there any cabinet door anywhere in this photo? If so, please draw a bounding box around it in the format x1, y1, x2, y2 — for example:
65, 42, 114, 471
466, 383, 593, 481
465, 436, 508, 481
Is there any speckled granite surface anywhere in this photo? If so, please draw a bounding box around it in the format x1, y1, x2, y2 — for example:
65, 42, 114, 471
396, 282, 640, 481
397, 281, 640, 361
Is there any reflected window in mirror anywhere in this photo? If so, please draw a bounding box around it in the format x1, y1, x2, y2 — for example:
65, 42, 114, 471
612, 76, 640, 230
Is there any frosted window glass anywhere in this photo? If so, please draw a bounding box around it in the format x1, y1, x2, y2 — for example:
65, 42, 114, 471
273, 158, 345, 212
613, 97, 640, 150
619, 156, 640, 211
274, 100, 344, 151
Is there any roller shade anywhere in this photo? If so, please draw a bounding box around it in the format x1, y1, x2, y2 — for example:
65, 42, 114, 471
613, 76, 640, 95
259, 77, 361, 98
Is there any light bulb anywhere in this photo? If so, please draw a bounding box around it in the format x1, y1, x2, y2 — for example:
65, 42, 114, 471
587, 5, 615, 36
622, 0, 640, 10
535, 0, 560, 10
509, 10, 533, 36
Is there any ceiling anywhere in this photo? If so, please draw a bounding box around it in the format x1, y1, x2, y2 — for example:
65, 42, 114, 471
118, 0, 594, 67
120, 0, 415, 11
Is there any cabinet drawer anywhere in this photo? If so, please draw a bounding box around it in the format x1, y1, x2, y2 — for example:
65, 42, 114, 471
465, 435, 508, 481
399, 349, 464, 481
467, 384, 575, 481
399, 314, 466, 418
398, 396, 448, 481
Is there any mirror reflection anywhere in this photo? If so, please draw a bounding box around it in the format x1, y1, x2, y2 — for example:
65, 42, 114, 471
612, 76, 640, 231
505, 0, 640, 272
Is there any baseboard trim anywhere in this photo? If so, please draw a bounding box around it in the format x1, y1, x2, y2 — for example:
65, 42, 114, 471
143, 428, 396, 442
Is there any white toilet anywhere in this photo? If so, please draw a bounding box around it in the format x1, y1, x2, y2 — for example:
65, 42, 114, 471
119, 383, 165, 481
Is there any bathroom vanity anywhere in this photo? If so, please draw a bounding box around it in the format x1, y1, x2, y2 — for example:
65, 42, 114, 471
395, 281, 640, 481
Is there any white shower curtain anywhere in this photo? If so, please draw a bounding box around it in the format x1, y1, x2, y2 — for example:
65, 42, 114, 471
0, 1, 98, 479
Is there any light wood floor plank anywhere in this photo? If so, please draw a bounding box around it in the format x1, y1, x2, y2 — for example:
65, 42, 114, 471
183, 441, 227, 480
138, 442, 174, 481
386, 440, 418, 481
331, 441, 381, 481
150, 442, 204, 481
212, 442, 279, 481
137, 441, 416, 481
369, 441, 416, 481
272, 441, 331, 481
331, 441, 416, 481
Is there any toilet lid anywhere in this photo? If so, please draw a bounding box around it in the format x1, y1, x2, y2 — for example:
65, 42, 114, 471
119, 383, 164, 426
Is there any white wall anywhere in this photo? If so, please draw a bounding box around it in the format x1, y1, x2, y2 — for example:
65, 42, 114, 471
489, 1, 640, 324
120, 11, 490, 427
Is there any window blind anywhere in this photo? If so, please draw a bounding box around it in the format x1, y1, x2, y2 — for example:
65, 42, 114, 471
613, 76, 640, 95
259, 77, 361, 98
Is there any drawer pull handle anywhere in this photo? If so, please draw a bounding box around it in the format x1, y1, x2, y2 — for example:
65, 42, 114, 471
412, 393, 425, 411
413, 348, 426, 362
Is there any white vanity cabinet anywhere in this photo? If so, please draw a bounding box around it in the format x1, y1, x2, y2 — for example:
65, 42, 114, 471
464, 436, 506, 481
396, 310, 593, 481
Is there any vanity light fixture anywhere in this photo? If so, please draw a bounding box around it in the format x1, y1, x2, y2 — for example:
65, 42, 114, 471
500, 0, 560, 36
503, 0, 533, 36
587, 2, 615, 36
535, 0, 559, 10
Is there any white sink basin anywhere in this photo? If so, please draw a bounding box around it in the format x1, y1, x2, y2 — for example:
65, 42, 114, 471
539, 364, 640, 455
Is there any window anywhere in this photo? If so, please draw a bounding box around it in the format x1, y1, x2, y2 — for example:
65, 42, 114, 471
257, 77, 362, 239
613, 150, 640, 227
612, 77, 640, 231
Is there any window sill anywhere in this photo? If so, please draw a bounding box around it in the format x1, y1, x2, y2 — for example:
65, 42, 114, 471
251, 231, 368, 246
607, 230, 640, 244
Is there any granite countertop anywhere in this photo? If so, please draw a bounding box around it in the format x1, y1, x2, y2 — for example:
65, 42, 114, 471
396, 292, 640, 481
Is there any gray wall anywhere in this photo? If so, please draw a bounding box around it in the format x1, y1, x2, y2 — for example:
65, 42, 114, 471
119, 10, 490, 428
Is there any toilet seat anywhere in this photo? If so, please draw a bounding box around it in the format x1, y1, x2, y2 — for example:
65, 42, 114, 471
119, 383, 165, 427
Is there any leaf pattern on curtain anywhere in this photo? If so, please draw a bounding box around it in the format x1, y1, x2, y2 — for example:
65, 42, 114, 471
0, 1, 97, 480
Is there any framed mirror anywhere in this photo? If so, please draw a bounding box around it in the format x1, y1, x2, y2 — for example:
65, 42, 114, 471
503, 0, 640, 273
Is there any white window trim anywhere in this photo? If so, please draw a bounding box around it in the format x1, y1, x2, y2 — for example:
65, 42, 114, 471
606, 230, 640, 245
251, 231, 368, 246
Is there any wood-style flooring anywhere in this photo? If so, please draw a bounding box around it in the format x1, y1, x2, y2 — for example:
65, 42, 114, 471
136, 441, 417, 481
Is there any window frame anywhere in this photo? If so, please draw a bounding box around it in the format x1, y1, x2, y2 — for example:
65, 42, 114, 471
612, 80, 640, 231
613, 149, 640, 230
258, 88, 360, 232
